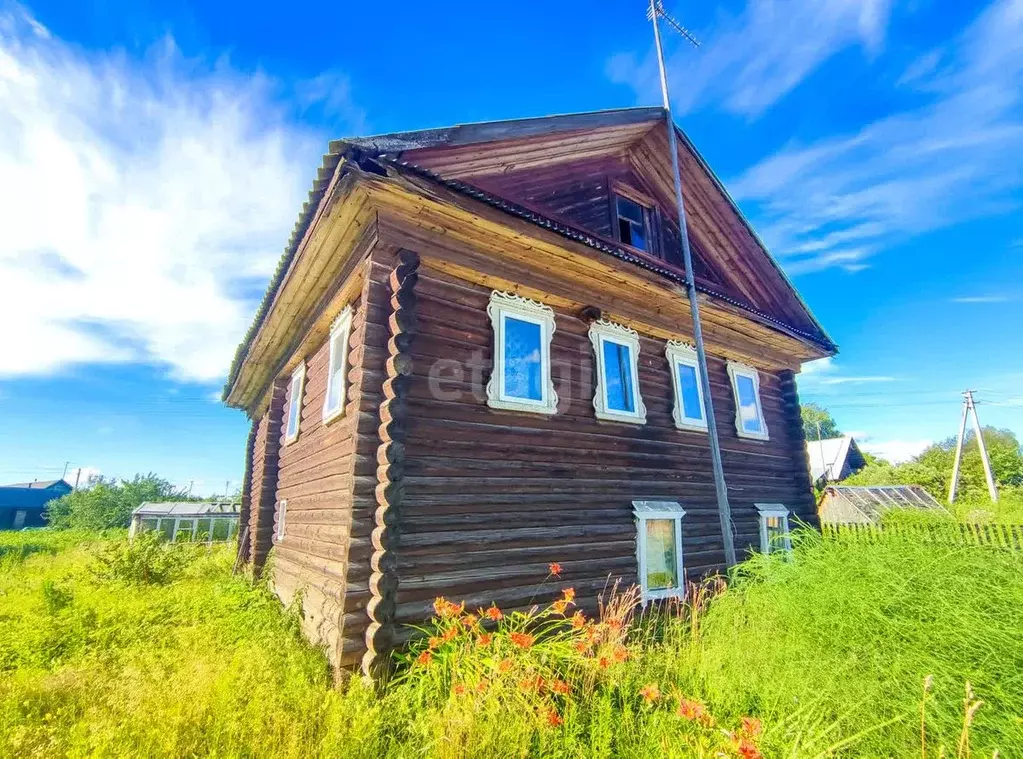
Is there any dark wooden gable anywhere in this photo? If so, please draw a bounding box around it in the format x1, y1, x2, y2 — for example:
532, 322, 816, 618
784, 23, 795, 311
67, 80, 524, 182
399, 118, 818, 334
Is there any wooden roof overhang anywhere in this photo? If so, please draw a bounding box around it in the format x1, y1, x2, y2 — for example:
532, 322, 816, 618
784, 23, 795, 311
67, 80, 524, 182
225, 154, 834, 415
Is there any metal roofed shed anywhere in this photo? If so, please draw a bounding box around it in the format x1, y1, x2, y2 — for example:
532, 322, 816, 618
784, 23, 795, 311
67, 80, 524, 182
818, 485, 949, 526
130, 501, 241, 543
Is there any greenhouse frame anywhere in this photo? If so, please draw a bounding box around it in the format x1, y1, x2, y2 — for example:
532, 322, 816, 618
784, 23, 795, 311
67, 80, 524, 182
129, 501, 241, 543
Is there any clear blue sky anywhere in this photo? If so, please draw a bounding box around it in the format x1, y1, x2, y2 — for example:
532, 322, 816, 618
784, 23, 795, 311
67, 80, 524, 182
0, 0, 1020, 494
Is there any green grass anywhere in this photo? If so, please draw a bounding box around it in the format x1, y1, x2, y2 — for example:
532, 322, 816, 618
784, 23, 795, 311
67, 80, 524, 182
1, 527, 1021, 757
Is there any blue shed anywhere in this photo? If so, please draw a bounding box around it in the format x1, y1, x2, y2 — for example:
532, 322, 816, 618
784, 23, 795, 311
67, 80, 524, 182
0, 479, 72, 530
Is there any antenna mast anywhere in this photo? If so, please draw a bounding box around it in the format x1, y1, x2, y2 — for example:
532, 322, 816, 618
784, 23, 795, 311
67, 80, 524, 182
648, 0, 736, 568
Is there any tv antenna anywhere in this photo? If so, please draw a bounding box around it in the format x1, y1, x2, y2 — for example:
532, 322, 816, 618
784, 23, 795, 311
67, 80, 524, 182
646, 1, 736, 568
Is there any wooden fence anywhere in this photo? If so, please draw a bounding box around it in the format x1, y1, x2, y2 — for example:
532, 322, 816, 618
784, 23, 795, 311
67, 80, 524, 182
821, 521, 1023, 551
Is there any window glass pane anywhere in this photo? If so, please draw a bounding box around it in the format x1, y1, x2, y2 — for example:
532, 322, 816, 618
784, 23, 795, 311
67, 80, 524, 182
158, 520, 174, 541
286, 377, 302, 438
645, 519, 678, 591
503, 316, 543, 401
174, 520, 195, 542
616, 196, 645, 224
141, 519, 159, 532
195, 519, 212, 540
630, 220, 647, 251
602, 339, 635, 413
326, 332, 347, 412
228, 521, 238, 539
211, 520, 230, 541
678, 363, 703, 420
736, 374, 763, 433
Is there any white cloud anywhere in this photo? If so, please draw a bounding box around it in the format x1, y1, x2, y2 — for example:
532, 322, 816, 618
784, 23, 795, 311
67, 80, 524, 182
798, 357, 896, 387
950, 294, 1011, 303
859, 438, 932, 463
608, 0, 892, 117
730, 0, 1023, 274
69, 466, 102, 487
0, 5, 362, 381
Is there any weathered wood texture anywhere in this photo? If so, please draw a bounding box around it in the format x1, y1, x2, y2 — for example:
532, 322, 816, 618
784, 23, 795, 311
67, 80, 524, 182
268, 258, 392, 672
246, 381, 285, 572
470, 156, 730, 295
389, 263, 816, 625
236, 422, 258, 564
363, 249, 421, 679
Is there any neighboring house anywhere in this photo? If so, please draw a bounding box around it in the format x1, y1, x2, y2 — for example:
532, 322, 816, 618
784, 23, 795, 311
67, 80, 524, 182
0, 479, 72, 530
129, 501, 241, 543
818, 485, 947, 525
806, 436, 867, 487
222, 107, 836, 677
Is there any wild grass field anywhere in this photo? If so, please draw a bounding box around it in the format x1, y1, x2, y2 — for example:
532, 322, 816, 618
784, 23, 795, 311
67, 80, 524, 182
1, 527, 1020, 758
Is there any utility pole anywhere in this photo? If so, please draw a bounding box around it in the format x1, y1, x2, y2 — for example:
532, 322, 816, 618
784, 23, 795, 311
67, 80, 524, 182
948, 390, 999, 504
648, 0, 736, 568
73, 468, 82, 491
62, 460, 70, 479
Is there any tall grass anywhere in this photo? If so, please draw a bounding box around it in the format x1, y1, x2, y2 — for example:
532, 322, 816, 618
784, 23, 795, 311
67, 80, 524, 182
0, 528, 1020, 757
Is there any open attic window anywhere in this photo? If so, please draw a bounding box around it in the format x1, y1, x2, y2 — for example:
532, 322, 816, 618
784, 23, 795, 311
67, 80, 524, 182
612, 184, 658, 255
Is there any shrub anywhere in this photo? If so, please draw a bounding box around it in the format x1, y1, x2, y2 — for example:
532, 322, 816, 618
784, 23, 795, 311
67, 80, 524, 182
91, 531, 194, 585
46, 473, 187, 530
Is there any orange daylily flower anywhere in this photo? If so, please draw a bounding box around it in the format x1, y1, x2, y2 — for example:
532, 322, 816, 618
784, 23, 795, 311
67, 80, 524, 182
478, 633, 493, 647
612, 645, 629, 663
428, 636, 442, 649
509, 632, 535, 649
546, 709, 563, 727
678, 698, 713, 726
598, 656, 610, 669
552, 600, 569, 615
740, 717, 763, 738
562, 587, 575, 603
416, 651, 432, 666
498, 658, 514, 673
573, 641, 589, 654
452, 683, 466, 696
476, 679, 489, 694
442, 626, 458, 642
484, 604, 503, 621
571, 611, 586, 629
734, 739, 763, 759
549, 562, 563, 577
462, 613, 478, 628
639, 684, 660, 703
550, 679, 571, 695
433, 597, 464, 619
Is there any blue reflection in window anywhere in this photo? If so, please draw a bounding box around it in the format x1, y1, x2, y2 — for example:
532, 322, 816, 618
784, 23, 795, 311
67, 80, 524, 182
678, 363, 703, 420
503, 316, 543, 401
736, 374, 763, 432
602, 339, 635, 413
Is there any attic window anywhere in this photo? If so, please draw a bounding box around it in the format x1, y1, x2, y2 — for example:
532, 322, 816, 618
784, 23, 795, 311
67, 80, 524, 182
615, 194, 651, 252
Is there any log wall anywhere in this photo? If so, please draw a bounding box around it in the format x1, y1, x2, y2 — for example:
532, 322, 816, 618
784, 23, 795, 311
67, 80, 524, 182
246, 381, 285, 572
390, 262, 816, 626
268, 257, 393, 672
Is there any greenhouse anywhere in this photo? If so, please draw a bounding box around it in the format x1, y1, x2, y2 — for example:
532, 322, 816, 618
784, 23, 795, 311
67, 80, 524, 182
130, 501, 241, 543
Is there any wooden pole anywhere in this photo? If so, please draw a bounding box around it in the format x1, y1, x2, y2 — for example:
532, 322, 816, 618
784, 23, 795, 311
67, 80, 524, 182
966, 390, 999, 503
948, 395, 969, 504
649, 0, 735, 568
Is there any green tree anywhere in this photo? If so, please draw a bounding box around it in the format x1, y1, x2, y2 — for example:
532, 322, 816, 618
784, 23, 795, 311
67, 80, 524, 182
801, 403, 841, 441
46, 473, 186, 531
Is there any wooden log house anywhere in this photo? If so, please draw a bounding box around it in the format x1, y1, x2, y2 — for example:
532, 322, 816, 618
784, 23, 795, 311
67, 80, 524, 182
222, 107, 836, 678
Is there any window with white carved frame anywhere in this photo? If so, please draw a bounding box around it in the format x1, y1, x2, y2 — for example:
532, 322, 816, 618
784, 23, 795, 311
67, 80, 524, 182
727, 361, 769, 440
756, 503, 791, 554
589, 319, 646, 425
634, 501, 686, 604
486, 291, 558, 414
284, 363, 306, 444
275, 499, 288, 544
322, 305, 353, 424
665, 340, 708, 431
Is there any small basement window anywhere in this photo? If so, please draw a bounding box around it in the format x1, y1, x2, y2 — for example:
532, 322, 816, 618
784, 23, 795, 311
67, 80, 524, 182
486, 291, 558, 414
284, 363, 306, 444
634, 501, 686, 604
589, 319, 646, 424
275, 499, 288, 544
756, 504, 792, 554
615, 194, 651, 252
323, 305, 353, 424
665, 340, 707, 431
727, 361, 769, 440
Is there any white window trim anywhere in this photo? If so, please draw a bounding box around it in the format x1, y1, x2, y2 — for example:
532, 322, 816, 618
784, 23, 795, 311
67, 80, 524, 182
275, 499, 288, 544
322, 305, 353, 424
485, 291, 558, 415
284, 362, 306, 444
756, 503, 792, 554
589, 319, 647, 425
665, 340, 708, 432
727, 360, 769, 441
633, 500, 686, 605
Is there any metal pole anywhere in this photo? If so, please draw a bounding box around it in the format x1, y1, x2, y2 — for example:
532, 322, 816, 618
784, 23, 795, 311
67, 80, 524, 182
966, 390, 999, 503
650, 0, 736, 568
948, 395, 969, 504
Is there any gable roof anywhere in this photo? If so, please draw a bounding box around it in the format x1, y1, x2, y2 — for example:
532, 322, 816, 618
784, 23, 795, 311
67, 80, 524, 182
223, 107, 836, 404
806, 436, 867, 484
820, 485, 947, 524
0, 482, 71, 510
133, 501, 241, 518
